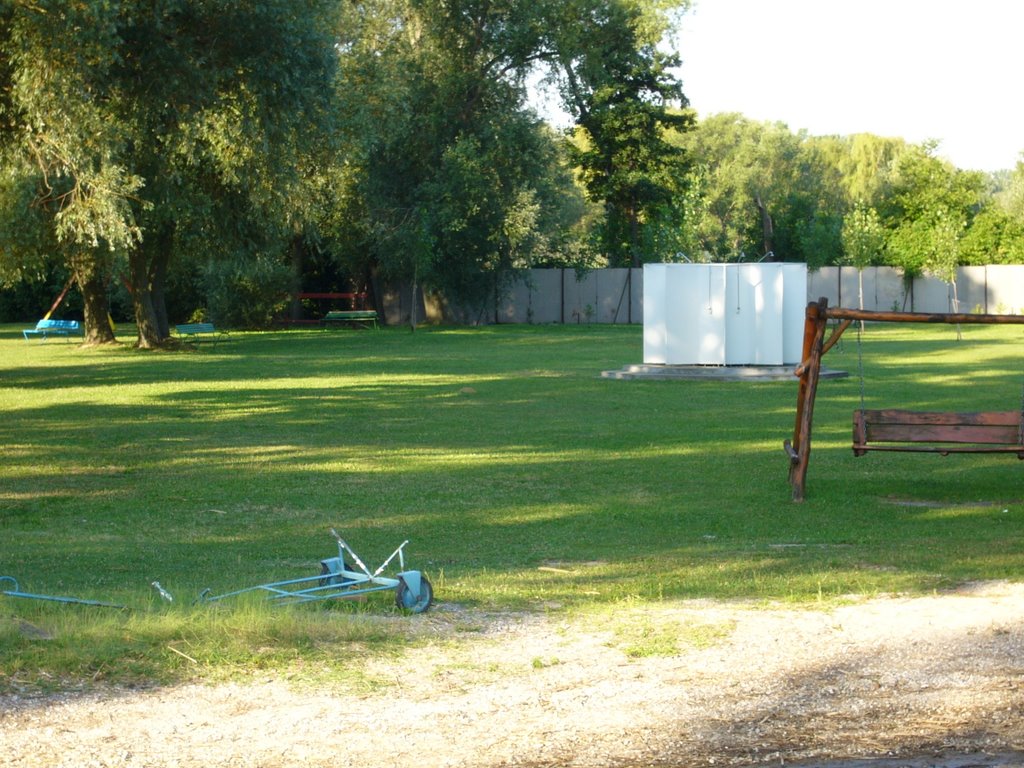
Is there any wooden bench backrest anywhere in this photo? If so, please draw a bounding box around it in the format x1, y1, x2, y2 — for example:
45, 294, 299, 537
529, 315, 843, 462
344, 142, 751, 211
854, 409, 1023, 454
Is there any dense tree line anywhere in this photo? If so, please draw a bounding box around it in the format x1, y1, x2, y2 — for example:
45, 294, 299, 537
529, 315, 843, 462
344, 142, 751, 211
1, 2, 1022, 341
670, 114, 1024, 282
0, 0, 689, 341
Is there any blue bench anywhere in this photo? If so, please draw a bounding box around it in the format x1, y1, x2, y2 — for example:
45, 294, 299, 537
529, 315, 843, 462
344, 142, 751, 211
323, 310, 379, 329
174, 322, 227, 344
23, 319, 81, 341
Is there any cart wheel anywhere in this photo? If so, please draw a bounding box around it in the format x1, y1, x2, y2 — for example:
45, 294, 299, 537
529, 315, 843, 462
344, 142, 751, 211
395, 576, 433, 613
319, 560, 353, 587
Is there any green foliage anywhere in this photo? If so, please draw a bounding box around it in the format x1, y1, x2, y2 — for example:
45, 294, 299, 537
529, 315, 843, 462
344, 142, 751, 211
841, 204, 886, 270
882, 144, 980, 283
1, 2, 145, 253
0, 0, 341, 346
198, 254, 292, 329
555, 0, 692, 265
837, 133, 909, 208
331, 0, 604, 312
0, 157, 56, 285
674, 117, 1024, 271
960, 207, 1024, 265
673, 113, 852, 263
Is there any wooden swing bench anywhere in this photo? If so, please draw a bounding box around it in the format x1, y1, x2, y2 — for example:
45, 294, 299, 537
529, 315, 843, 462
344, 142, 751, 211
786, 300, 1024, 501
853, 409, 1024, 458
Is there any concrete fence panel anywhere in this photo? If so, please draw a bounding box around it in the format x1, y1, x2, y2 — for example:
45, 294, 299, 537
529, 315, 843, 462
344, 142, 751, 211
562, 270, 595, 323
913, 274, 955, 313
987, 265, 1024, 315
807, 267, 838, 305
497, 276, 532, 324
873, 267, 907, 311
596, 268, 636, 324
956, 267, 988, 314
384, 264, 1024, 325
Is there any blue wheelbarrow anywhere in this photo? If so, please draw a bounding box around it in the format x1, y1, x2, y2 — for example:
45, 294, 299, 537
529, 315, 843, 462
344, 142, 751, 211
194, 530, 433, 613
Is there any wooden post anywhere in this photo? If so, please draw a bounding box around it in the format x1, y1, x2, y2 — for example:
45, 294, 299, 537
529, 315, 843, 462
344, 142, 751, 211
785, 299, 830, 501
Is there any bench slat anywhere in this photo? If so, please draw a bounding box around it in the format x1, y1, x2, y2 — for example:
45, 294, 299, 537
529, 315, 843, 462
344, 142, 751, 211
23, 319, 81, 340
853, 409, 1024, 457
323, 310, 378, 329
174, 323, 225, 343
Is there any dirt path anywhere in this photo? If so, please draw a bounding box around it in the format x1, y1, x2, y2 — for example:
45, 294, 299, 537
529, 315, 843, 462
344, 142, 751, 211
3, 582, 1024, 768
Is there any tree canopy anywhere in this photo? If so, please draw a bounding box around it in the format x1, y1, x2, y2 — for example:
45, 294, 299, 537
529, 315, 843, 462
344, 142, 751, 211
1, 1, 1023, 334
1, 0, 341, 345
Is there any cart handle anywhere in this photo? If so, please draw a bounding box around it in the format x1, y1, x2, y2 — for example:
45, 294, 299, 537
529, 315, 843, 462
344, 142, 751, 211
329, 529, 409, 577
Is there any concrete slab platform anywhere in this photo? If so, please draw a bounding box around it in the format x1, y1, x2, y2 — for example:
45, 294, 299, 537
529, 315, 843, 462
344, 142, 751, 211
601, 364, 849, 382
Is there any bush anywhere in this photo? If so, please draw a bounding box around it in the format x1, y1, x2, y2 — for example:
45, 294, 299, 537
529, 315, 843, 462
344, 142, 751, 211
199, 255, 291, 329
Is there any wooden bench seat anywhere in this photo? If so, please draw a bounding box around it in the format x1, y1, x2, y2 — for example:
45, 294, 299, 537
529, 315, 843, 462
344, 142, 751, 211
853, 409, 1024, 458
23, 319, 81, 341
323, 310, 378, 330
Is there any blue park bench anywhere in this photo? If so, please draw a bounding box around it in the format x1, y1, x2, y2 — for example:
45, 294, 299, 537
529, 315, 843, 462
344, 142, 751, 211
23, 319, 81, 341
323, 310, 379, 329
174, 322, 228, 345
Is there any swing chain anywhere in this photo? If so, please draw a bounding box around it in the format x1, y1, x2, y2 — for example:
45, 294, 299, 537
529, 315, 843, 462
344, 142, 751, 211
856, 323, 866, 414
1019, 355, 1024, 426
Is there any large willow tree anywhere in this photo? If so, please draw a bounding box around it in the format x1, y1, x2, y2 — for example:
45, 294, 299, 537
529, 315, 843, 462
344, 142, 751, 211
0, 0, 339, 346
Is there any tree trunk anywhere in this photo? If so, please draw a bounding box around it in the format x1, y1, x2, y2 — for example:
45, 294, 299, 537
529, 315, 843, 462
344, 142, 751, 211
409, 265, 419, 332
629, 195, 641, 268
858, 268, 865, 333
755, 194, 774, 257
73, 253, 117, 345
290, 234, 304, 322
151, 240, 171, 340
129, 249, 164, 349
951, 278, 962, 341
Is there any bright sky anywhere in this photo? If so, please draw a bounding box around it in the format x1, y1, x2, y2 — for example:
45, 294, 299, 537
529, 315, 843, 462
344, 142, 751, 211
675, 0, 1024, 172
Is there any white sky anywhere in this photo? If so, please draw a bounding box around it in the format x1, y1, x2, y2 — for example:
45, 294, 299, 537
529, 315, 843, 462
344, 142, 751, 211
675, 0, 1024, 172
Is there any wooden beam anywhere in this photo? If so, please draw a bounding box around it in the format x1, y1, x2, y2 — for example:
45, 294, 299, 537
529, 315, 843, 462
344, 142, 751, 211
824, 308, 1024, 325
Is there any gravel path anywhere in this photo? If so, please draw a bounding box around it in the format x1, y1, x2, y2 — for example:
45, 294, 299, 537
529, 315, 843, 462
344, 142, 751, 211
3, 581, 1024, 767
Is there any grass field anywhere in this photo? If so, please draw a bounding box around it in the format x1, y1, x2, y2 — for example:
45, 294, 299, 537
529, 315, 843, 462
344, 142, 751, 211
2, 320, 1023, 689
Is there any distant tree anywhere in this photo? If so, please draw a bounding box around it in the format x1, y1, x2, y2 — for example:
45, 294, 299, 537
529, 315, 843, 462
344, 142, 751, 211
836, 133, 908, 209
788, 136, 848, 268
881, 143, 983, 294
329, 0, 653, 318
676, 114, 809, 260
552, 0, 691, 266
962, 157, 1024, 265
841, 204, 886, 313
960, 208, 1024, 265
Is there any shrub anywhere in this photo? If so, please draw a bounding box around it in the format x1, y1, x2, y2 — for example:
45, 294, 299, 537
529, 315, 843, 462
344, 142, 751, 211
199, 255, 291, 329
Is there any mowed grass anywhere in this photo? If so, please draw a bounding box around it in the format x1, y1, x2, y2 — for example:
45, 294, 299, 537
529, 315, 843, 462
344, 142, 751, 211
1, 320, 1023, 689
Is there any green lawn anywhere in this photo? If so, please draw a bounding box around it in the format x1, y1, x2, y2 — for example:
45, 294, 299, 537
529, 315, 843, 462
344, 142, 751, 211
2, 321, 1023, 689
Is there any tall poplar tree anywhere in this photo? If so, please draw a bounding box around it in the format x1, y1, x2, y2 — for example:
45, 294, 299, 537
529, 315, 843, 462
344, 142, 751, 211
550, 0, 691, 266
